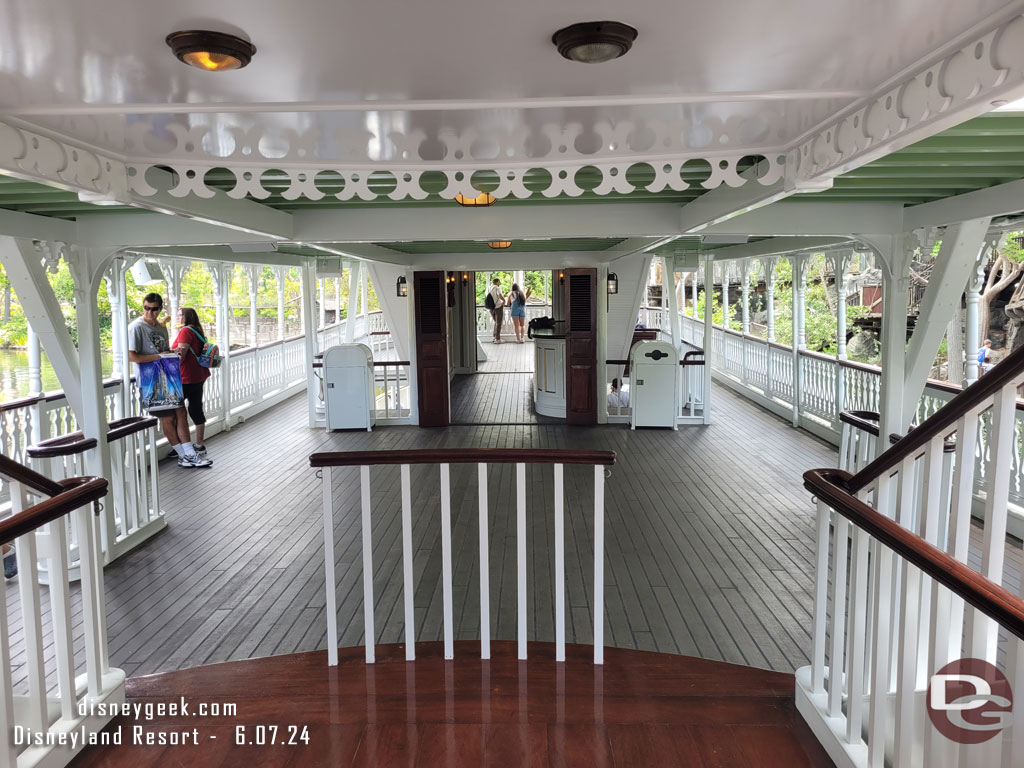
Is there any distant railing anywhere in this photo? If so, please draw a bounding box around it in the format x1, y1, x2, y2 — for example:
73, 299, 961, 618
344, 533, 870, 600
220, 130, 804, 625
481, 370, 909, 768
0, 455, 120, 768
310, 448, 615, 665
677, 311, 1024, 508
476, 304, 552, 336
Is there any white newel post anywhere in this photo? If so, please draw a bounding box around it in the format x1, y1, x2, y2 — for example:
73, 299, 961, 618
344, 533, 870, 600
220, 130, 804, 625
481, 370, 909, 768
336, 267, 343, 327
274, 266, 287, 341
301, 260, 319, 427
740, 262, 750, 384
833, 250, 851, 424
791, 253, 808, 427
965, 255, 985, 385
245, 265, 259, 348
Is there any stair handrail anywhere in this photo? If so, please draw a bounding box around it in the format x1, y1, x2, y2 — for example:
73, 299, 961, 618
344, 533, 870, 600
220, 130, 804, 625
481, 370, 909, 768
845, 342, 1024, 493
805, 467, 1024, 641
0, 454, 108, 546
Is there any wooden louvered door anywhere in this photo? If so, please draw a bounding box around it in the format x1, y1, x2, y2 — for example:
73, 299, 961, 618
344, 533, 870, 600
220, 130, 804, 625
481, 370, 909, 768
564, 268, 597, 425
414, 271, 450, 427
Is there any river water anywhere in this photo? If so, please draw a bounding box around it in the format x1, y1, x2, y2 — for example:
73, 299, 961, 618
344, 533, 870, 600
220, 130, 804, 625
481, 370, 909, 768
0, 350, 114, 403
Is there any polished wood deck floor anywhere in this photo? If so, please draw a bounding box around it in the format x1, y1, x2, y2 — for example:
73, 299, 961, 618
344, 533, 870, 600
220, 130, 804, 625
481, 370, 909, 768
69, 642, 835, 768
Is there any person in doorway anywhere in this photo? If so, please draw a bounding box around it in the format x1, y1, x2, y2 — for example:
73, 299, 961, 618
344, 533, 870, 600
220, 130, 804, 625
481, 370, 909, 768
508, 282, 532, 343
487, 278, 505, 343
608, 378, 630, 410
172, 307, 212, 462
978, 338, 994, 374
128, 293, 211, 468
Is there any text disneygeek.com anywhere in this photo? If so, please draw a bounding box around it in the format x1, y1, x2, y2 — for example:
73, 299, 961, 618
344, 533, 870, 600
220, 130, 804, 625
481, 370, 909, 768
13, 698, 311, 749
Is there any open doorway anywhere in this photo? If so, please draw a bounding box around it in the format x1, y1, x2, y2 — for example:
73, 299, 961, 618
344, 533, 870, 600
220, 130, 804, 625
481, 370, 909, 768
449, 270, 557, 425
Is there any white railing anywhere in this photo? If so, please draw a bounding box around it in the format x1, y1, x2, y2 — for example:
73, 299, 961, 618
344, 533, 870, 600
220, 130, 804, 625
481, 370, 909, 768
799, 354, 1024, 768
476, 304, 552, 336
679, 312, 1024, 509
1, 466, 123, 768
373, 361, 412, 421
26, 418, 166, 581
312, 449, 613, 664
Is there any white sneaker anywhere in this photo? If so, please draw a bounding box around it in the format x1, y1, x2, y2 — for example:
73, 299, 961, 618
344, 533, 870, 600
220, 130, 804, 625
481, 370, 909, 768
178, 454, 213, 468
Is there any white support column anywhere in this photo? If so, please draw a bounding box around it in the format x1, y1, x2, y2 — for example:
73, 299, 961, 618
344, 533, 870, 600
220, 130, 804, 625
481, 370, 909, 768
690, 269, 698, 320
833, 250, 852, 421
964, 251, 987, 385
66, 247, 116, 483
702, 255, 714, 424
318, 276, 326, 330
902, 219, 991, 418
870, 234, 914, 443
791, 253, 808, 427
740, 262, 751, 336
663, 257, 680, 348
345, 262, 361, 343
274, 266, 287, 341
159, 259, 188, 332
245, 265, 260, 348
336, 267, 343, 326
721, 264, 730, 329
763, 257, 777, 343
27, 324, 42, 396
209, 263, 233, 428
301, 260, 319, 427
360, 265, 369, 319
104, 257, 129, 418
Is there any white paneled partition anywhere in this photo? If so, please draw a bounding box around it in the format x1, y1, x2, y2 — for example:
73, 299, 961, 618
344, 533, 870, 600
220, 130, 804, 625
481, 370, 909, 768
313, 449, 614, 666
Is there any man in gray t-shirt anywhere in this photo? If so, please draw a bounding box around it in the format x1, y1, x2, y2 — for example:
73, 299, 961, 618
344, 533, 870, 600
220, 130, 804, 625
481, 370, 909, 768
127, 292, 210, 468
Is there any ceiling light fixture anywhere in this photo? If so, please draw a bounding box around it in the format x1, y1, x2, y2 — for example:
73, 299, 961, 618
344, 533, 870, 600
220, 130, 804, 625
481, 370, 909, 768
166, 30, 256, 71
488, 241, 512, 249
455, 192, 497, 207
552, 21, 638, 63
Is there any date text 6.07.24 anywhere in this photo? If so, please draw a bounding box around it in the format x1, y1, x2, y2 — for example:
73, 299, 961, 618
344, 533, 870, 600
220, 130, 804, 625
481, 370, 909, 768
235, 725, 310, 745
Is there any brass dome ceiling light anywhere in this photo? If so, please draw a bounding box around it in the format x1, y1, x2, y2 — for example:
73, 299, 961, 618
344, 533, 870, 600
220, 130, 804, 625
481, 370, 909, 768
551, 21, 638, 63
487, 241, 512, 249
166, 30, 256, 71
455, 192, 497, 207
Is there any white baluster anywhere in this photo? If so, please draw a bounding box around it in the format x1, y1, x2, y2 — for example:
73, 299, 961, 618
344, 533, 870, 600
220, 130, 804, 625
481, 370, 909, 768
554, 464, 565, 662
357, 465, 375, 663
13, 484, 48, 732
477, 464, 490, 660
811, 499, 830, 693
0, 569, 15, 766
517, 462, 527, 659
401, 464, 415, 660
440, 463, 454, 660
593, 464, 605, 665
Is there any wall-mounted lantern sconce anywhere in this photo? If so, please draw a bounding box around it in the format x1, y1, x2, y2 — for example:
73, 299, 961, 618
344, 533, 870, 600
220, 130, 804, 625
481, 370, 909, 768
607, 272, 618, 295
559, 271, 565, 285
396, 275, 408, 297
462, 273, 469, 285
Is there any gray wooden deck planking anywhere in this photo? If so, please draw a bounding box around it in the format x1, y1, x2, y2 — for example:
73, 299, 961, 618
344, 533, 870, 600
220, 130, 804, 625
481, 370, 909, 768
5, 378, 1023, 696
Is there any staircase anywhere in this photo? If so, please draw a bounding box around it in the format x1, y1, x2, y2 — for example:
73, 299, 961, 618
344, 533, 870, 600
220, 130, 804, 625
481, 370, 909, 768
797, 343, 1024, 767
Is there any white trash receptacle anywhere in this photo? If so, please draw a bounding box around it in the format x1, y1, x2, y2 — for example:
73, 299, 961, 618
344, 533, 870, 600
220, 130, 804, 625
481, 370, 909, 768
323, 344, 375, 431
629, 340, 679, 430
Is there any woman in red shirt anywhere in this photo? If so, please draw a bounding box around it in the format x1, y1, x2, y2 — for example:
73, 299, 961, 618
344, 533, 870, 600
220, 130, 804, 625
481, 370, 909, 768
172, 308, 212, 461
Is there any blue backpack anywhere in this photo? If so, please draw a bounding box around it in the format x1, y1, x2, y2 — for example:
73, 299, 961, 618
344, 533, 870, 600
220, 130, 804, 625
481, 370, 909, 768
186, 326, 221, 368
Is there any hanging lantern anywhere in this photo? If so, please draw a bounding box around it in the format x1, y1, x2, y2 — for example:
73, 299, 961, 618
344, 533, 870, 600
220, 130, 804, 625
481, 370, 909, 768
396, 275, 408, 297
607, 272, 619, 294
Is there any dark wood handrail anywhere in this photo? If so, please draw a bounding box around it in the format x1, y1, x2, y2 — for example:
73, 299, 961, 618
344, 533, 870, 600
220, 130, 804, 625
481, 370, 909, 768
311, 448, 616, 468
26, 434, 98, 459
847, 341, 1024, 493
0, 454, 64, 497
0, 475, 108, 547
805, 468, 1024, 642
839, 410, 881, 436
106, 416, 159, 442
373, 361, 410, 367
